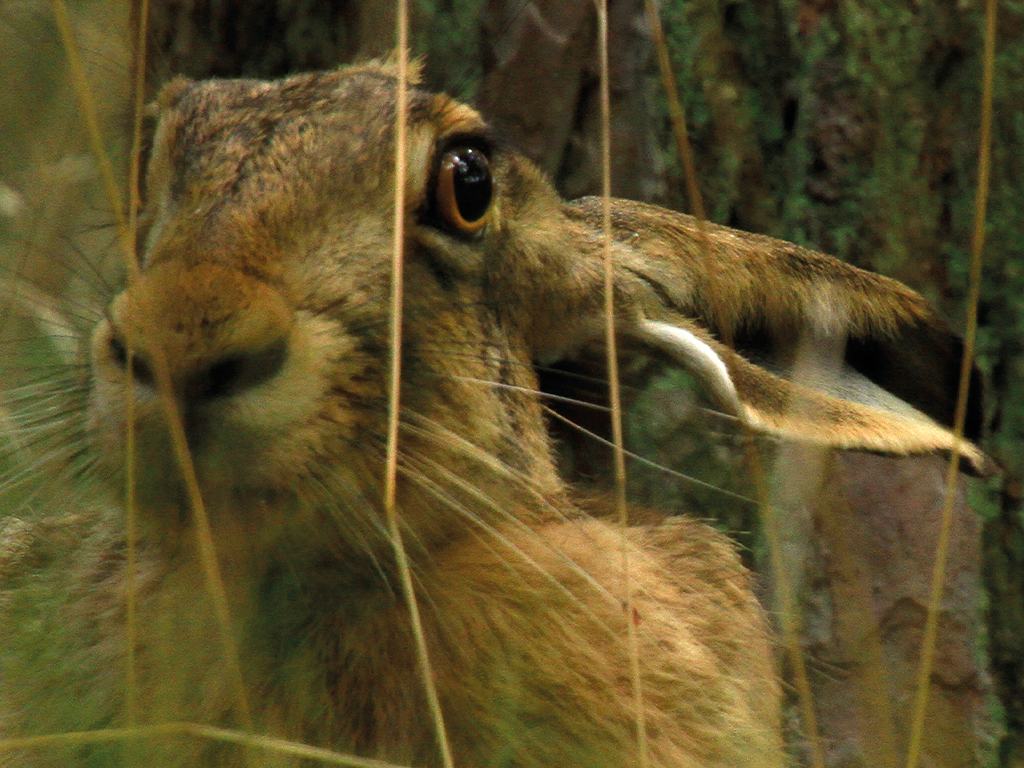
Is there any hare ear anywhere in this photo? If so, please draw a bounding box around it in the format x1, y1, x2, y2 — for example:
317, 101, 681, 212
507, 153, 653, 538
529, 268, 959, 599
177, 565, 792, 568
550, 197, 990, 475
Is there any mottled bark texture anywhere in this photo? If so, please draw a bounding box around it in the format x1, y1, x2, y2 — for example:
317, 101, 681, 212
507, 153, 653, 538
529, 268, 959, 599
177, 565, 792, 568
785, 452, 997, 768
477, 0, 667, 202
140, 0, 397, 83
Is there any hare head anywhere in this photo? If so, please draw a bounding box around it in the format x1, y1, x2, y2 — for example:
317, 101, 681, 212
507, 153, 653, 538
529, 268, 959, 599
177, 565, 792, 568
89, 62, 581, 559
2, 60, 987, 767
88, 62, 985, 551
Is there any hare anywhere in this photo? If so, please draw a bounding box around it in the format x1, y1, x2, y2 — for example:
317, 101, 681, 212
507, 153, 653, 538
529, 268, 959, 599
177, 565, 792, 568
0, 61, 987, 767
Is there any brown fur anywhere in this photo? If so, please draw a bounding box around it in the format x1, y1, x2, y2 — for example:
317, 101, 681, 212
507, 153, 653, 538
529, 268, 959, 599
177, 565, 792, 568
0, 61, 984, 766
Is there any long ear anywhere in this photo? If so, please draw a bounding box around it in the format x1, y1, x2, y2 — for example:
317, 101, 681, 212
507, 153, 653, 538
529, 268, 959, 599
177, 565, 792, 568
544, 197, 989, 475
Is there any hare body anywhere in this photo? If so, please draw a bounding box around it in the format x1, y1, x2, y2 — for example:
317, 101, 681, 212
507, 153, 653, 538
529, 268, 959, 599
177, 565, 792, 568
0, 62, 985, 766
0, 63, 783, 768
2, 505, 780, 767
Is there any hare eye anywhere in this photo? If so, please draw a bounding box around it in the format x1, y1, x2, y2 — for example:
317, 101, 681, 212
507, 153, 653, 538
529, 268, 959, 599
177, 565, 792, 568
435, 147, 492, 235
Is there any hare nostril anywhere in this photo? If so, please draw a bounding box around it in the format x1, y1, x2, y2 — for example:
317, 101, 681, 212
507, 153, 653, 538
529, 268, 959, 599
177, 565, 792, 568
205, 357, 243, 399
108, 335, 154, 386
194, 337, 289, 400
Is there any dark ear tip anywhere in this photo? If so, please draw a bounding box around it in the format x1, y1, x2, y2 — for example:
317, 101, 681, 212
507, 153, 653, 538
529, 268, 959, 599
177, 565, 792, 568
964, 364, 987, 442
845, 320, 988, 441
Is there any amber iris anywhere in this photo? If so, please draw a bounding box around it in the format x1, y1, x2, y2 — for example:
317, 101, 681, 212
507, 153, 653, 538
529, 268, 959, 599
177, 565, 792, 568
436, 147, 492, 234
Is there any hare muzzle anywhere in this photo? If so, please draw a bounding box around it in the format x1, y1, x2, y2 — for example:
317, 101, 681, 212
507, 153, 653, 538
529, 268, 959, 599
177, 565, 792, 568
105, 263, 290, 401
88, 258, 323, 504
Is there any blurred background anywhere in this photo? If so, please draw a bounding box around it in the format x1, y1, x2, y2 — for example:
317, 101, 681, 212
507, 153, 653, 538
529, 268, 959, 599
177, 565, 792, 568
1, 0, 1022, 765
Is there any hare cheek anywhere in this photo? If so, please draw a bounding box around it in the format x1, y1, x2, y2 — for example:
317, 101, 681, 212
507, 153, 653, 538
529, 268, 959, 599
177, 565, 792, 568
209, 315, 338, 436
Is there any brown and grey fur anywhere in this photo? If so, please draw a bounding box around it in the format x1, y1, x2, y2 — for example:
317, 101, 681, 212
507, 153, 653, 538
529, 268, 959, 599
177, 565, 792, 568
0, 62, 985, 766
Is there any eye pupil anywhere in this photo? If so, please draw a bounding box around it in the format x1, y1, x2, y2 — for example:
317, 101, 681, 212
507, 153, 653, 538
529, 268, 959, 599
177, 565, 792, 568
451, 150, 491, 223
437, 147, 492, 234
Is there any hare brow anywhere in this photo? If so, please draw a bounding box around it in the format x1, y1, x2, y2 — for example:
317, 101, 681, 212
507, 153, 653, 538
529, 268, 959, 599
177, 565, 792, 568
432, 129, 498, 155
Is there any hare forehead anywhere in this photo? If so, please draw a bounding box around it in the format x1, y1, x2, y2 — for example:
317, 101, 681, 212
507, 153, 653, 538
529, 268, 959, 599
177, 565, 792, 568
142, 70, 489, 285
155, 69, 484, 217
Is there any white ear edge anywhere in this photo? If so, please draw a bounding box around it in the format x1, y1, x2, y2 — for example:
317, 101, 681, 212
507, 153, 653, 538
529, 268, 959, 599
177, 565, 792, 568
637, 320, 744, 418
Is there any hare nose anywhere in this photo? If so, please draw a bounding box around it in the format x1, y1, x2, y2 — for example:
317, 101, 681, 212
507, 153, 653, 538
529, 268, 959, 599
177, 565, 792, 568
190, 340, 288, 399
108, 333, 288, 401
104, 262, 294, 404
